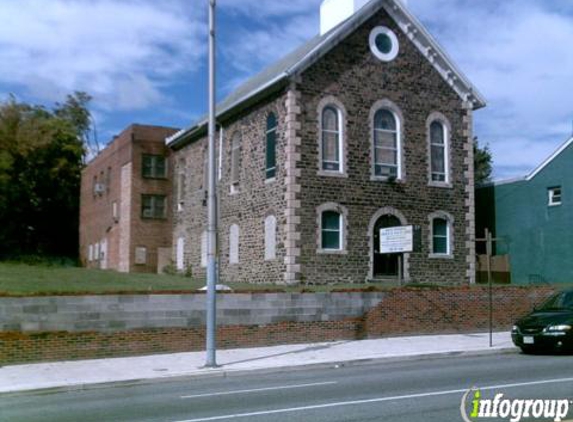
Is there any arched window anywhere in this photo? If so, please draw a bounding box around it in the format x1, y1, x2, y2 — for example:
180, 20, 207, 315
230, 131, 241, 189
229, 224, 240, 264
265, 113, 277, 179
431, 217, 451, 256
321, 210, 342, 250
373, 109, 400, 179
321, 106, 341, 172
264, 215, 277, 261
430, 120, 448, 182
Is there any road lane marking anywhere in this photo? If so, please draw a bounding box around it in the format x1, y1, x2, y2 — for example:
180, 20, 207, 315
180, 381, 338, 399
173, 377, 573, 422
479, 377, 573, 391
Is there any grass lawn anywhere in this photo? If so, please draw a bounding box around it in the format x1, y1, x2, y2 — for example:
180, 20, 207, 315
0, 263, 204, 296
1, 262, 533, 297
0, 262, 381, 296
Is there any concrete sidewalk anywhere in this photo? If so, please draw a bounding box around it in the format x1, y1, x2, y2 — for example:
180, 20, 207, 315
0, 332, 516, 394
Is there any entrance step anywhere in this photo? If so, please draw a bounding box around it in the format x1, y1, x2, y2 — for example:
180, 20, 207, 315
367, 278, 405, 287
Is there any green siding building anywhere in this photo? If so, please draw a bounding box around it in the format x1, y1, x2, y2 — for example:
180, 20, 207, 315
476, 136, 573, 284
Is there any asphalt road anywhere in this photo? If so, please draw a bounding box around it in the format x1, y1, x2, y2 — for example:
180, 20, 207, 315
1, 353, 573, 422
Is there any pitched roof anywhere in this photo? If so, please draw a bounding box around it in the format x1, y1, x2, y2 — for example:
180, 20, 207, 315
526, 136, 573, 181
477, 135, 573, 188
167, 0, 486, 148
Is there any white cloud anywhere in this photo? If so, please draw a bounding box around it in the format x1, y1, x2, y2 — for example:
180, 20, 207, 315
219, 0, 321, 19
3, 0, 571, 179
0, 0, 204, 111
219, 0, 573, 179
216, 0, 321, 95
221, 14, 318, 77
407, 0, 573, 178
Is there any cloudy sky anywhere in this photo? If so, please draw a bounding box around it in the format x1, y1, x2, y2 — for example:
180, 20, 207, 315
1, 0, 572, 179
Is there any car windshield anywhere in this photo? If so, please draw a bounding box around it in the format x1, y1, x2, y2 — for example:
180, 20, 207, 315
538, 292, 573, 311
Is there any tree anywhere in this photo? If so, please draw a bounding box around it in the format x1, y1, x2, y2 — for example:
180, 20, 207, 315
474, 137, 493, 185
0, 93, 91, 260
55, 92, 99, 158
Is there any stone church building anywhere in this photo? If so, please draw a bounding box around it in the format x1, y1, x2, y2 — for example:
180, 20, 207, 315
166, 0, 486, 285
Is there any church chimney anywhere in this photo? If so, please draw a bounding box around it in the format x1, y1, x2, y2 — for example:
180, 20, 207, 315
320, 0, 370, 35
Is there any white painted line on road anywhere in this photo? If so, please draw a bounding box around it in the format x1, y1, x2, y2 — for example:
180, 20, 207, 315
173, 377, 573, 422
174, 388, 468, 422
180, 381, 338, 399
480, 377, 573, 391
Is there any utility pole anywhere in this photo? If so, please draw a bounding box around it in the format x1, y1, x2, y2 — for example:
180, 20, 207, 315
205, 0, 218, 368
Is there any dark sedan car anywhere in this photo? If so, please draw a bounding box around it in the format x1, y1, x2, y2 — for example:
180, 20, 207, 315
512, 289, 573, 353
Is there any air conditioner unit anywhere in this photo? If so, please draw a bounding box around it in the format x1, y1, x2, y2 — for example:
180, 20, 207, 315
94, 183, 106, 194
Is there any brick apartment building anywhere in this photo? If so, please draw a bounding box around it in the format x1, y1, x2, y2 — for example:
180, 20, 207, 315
80, 124, 178, 273
166, 0, 486, 285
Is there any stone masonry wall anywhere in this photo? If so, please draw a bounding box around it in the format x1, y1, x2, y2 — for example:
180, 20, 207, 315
172, 92, 289, 284
297, 8, 471, 284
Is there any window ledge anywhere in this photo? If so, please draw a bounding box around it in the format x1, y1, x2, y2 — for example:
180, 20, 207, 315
317, 249, 348, 255
428, 182, 453, 189
142, 176, 169, 181
428, 253, 454, 260
317, 170, 348, 178
265, 177, 276, 185
230, 186, 240, 195
548, 203, 562, 207
370, 175, 405, 184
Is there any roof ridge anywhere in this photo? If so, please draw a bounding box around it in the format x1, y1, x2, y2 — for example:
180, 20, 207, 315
167, 0, 485, 148
526, 135, 573, 181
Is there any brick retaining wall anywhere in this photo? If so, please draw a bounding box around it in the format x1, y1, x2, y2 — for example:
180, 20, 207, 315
0, 321, 363, 364
364, 286, 556, 337
0, 287, 557, 365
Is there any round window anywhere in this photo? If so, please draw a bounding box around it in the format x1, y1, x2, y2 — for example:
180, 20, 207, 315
369, 26, 399, 62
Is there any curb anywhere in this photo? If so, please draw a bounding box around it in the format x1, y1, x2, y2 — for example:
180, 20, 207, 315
0, 346, 519, 397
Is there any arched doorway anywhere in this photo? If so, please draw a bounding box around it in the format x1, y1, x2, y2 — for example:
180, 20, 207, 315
372, 214, 402, 279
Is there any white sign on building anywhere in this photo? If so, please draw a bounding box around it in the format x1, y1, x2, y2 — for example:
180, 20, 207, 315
380, 225, 414, 254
